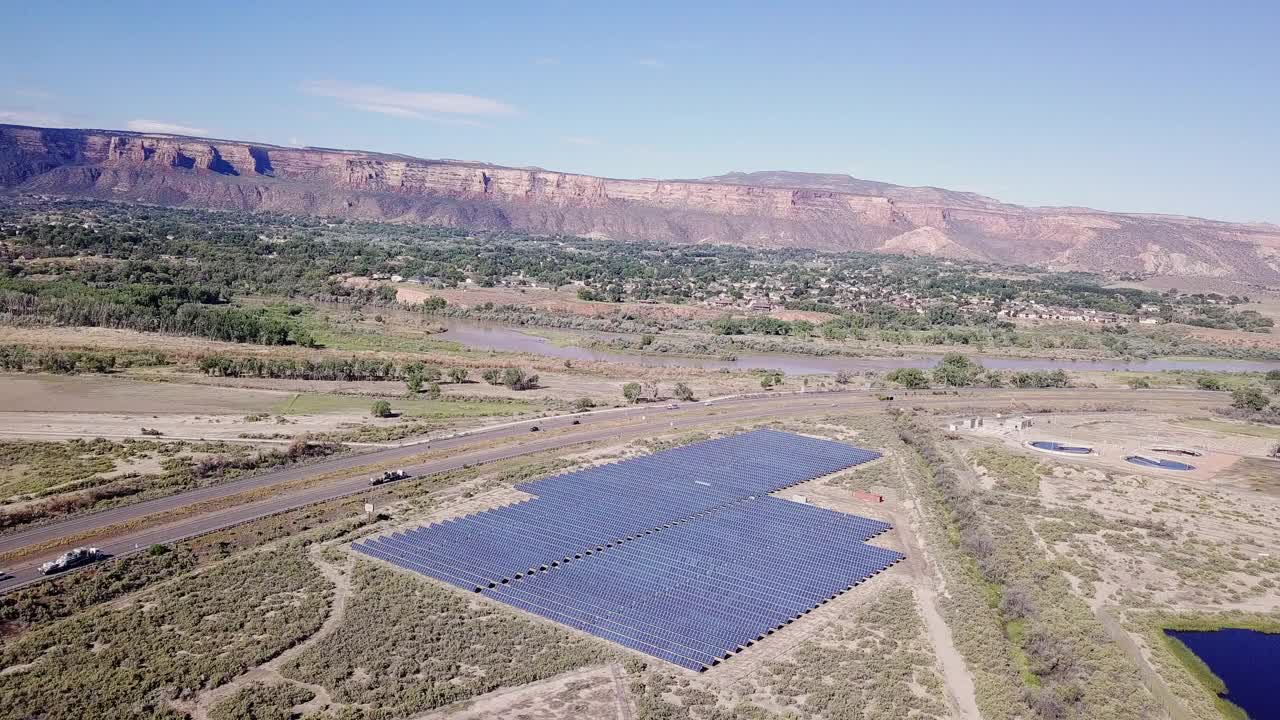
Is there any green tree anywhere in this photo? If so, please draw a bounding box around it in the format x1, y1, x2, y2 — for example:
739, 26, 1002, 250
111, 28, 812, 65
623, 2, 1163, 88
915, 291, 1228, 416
572, 397, 596, 412
1196, 375, 1225, 391
481, 368, 502, 385
673, 382, 695, 401
371, 400, 393, 417
406, 373, 424, 394
1127, 376, 1153, 389
423, 382, 442, 400
886, 367, 929, 389
622, 382, 643, 404
1231, 386, 1271, 412
501, 367, 538, 390
447, 367, 469, 384
932, 353, 983, 387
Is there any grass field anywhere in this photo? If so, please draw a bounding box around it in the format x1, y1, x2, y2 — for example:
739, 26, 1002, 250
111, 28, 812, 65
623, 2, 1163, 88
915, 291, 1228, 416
1179, 418, 1280, 439
273, 392, 543, 419
251, 302, 465, 355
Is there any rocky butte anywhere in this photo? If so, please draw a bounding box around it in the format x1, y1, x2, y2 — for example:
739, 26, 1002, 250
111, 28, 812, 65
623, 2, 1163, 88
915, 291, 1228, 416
2, 123, 1278, 281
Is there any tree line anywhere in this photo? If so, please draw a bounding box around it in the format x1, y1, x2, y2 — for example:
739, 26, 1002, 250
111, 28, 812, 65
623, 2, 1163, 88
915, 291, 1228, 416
0, 278, 314, 346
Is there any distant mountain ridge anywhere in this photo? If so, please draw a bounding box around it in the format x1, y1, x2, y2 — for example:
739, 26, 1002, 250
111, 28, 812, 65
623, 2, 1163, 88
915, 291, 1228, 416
2, 123, 1278, 281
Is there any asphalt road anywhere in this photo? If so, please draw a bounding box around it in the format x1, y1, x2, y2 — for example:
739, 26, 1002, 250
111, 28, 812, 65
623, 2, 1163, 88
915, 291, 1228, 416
0, 388, 1217, 593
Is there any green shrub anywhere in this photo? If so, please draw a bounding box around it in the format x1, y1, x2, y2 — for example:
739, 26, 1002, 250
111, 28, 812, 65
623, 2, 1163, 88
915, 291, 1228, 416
282, 561, 604, 716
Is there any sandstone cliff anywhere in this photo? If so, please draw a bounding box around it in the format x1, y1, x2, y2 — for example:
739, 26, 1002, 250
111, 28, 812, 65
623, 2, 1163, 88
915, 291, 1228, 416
3, 124, 1278, 281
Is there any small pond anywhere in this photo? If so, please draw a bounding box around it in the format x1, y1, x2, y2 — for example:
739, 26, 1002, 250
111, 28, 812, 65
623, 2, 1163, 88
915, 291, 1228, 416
1165, 628, 1280, 719
1126, 455, 1195, 471
1029, 441, 1093, 454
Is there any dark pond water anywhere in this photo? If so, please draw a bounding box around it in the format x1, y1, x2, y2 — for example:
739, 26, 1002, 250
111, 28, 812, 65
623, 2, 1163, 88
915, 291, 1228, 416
1165, 628, 1280, 718
1030, 441, 1092, 454
437, 319, 1280, 375
1127, 455, 1195, 471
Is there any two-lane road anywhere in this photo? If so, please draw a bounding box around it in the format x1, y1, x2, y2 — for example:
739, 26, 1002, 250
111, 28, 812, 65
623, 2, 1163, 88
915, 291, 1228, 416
0, 388, 1218, 594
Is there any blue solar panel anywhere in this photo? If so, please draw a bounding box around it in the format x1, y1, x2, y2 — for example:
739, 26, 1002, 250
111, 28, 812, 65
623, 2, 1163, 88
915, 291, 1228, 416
354, 429, 901, 670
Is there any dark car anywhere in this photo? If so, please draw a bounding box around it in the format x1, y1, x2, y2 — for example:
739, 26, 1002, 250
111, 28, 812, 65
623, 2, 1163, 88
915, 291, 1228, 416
529, 425, 540, 432
571, 419, 581, 425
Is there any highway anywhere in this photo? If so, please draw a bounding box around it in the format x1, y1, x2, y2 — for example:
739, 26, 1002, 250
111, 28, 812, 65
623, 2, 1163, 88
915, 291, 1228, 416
0, 388, 1218, 594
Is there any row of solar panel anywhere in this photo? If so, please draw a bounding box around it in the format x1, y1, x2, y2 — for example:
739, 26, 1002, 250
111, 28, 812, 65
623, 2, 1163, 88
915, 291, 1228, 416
352, 430, 898, 669
355, 495, 904, 669
371, 494, 892, 586
357, 531, 900, 670
518, 429, 880, 500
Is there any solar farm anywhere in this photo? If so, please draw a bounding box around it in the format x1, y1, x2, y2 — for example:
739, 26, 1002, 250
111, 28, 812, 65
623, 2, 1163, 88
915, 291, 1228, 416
355, 429, 903, 671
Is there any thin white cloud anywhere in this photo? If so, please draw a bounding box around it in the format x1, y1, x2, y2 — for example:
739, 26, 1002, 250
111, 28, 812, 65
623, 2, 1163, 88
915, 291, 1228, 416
0, 109, 62, 126
638, 58, 666, 69
13, 88, 58, 102
351, 103, 424, 119
0, 109, 78, 128
126, 119, 210, 136
300, 80, 517, 119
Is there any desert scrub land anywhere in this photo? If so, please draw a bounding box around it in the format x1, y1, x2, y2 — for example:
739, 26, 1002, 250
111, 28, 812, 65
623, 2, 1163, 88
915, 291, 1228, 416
209, 683, 316, 720
614, 586, 950, 720
279, 559, 608, 717
0, 543, 331, 720
762, 585, 950, 720
0, 437, 343, 533
896, 415, 1162, 720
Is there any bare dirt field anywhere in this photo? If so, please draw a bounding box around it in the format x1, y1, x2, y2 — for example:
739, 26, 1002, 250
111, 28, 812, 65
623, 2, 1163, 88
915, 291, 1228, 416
0, 374, 543, 445
0, 374, 290, 414
964, 411, 1274, 484
0, 374, 354, 443
412, 665, 626, 720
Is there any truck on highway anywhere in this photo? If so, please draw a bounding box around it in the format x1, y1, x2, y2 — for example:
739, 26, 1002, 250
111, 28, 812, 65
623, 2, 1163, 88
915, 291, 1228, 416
369, 469, 411, 486
40, 547, 103, 575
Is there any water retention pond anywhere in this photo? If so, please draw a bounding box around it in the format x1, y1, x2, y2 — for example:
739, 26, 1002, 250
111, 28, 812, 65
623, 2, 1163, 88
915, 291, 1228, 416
1164, 628, 1280, 718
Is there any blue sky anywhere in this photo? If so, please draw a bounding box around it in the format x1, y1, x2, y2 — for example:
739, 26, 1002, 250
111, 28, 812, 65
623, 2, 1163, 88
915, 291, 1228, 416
3, 1, 1277, 223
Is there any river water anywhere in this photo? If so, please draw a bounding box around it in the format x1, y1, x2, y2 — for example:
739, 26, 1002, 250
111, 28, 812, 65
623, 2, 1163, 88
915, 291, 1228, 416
438, 320, 1280, 375
1165, 628, 1280, 718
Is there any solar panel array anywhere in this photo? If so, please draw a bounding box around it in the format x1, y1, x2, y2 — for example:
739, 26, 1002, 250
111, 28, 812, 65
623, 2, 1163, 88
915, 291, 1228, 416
355, 429, 903, 670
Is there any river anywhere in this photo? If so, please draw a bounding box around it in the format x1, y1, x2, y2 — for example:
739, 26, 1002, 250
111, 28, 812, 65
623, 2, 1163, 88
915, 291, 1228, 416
437, 320, 1280, 375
